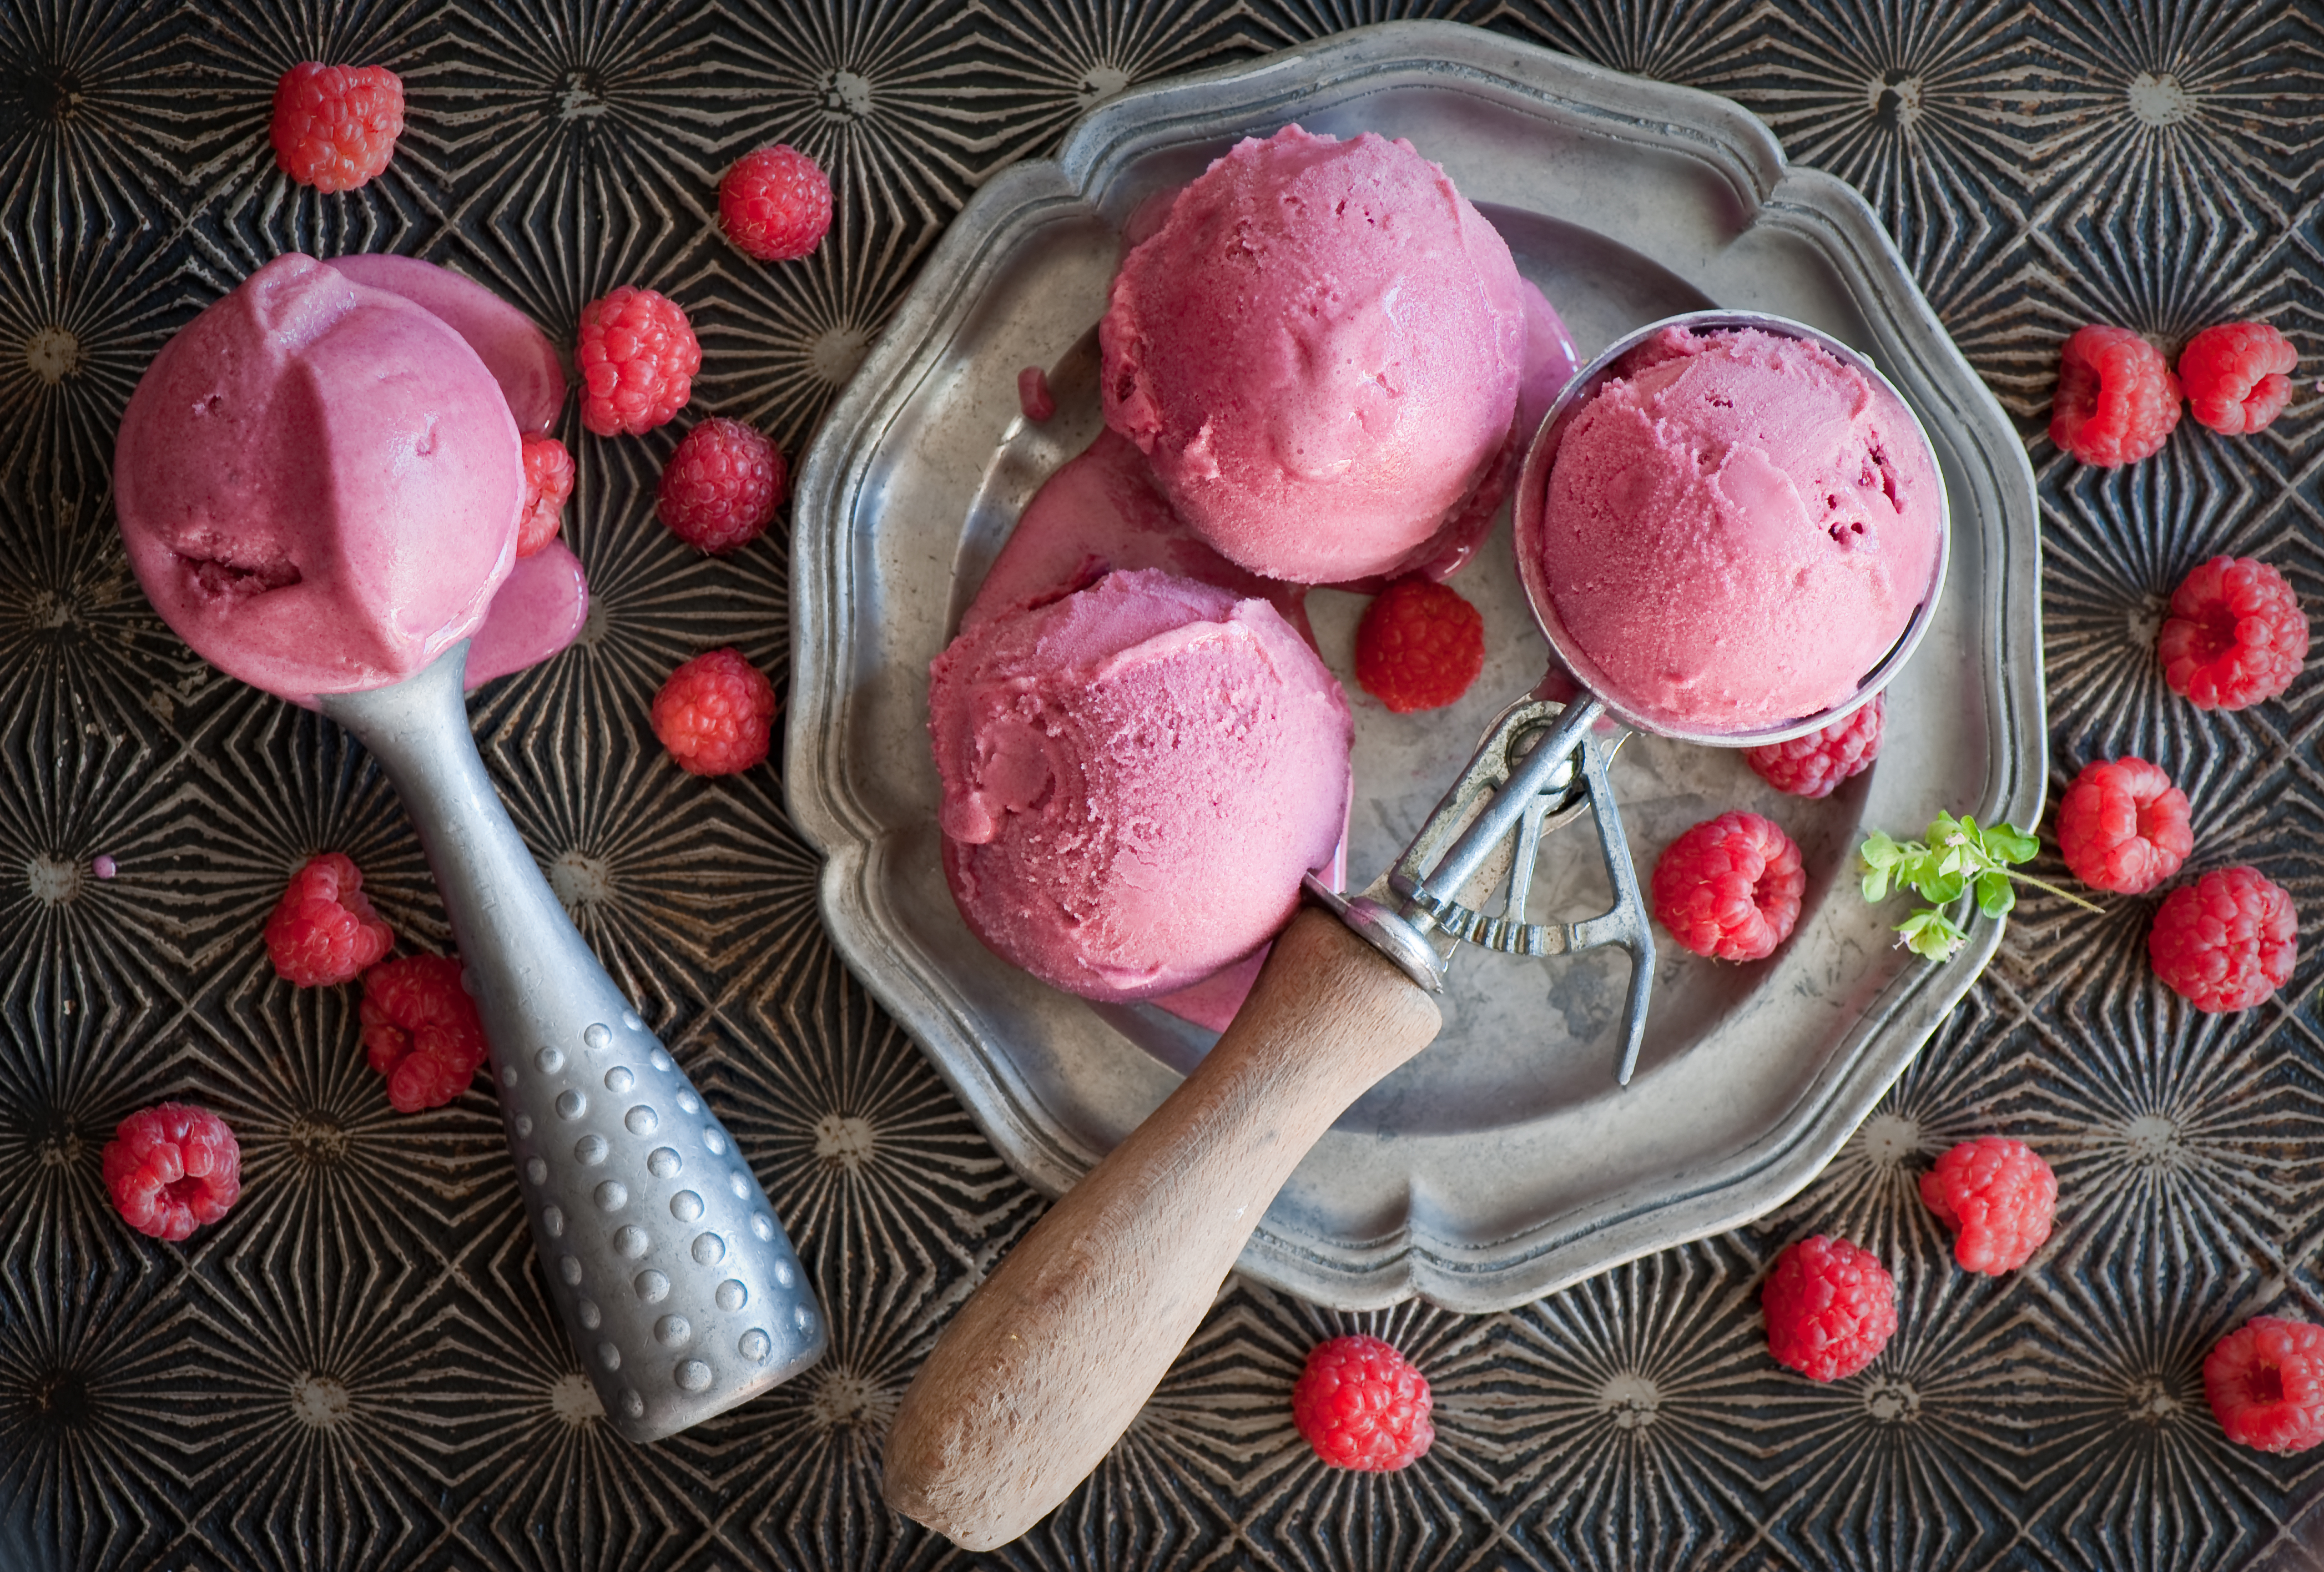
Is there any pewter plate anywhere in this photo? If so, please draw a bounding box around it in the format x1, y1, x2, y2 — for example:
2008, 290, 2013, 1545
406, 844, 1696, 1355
787, 19, 2043, 1312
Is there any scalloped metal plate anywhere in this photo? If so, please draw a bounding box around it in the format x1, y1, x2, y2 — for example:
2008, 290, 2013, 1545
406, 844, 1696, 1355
788, 19, 2043, 1312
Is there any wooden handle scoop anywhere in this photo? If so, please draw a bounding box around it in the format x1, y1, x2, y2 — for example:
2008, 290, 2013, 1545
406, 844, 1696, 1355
880, 906, 1443, 1550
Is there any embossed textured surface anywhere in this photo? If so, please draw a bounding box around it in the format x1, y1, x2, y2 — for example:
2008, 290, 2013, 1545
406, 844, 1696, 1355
2, 3, 2320, 1569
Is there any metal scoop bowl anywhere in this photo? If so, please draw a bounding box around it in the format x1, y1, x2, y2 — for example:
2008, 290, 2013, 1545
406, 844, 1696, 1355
882, 310, 1950, 1550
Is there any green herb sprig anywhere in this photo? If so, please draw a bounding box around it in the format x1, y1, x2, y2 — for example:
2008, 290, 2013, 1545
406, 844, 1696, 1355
1858, 811, 2101, 960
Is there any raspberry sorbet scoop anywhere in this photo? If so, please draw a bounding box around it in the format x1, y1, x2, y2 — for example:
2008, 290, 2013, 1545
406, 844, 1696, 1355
113, 254, 523, 703
929, 568, 1351, 1004
1528, 327, 1943, 733
1100, 125, 1526, 585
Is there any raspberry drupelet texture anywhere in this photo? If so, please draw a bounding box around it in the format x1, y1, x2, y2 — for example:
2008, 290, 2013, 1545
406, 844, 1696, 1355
360, 954, 488, 1112
270, 63, 405, 194
2206, 1316, 2324, 1454
2050, 324, 2182, 467
652, 648, 778, 775
1651, 810, 1805, 962
1290, 1334, 1435, 1471
576, 286, 700, 437
517, 434, 574, 558
657, 417, 785, 553
2149, 865, 2298, 1013
718, 145, 833, 263
1354, 577, 1485, 714
104, 1104, 243, 1242
1762, 1235, 1897, 1382
2057, 757, 2194, 895
2179, 322, 2299, 436
264, 852, 394, 987
1919, 1137, 2058, 1273
1745, 693, 1884, 798
2157, 556, 2308, 711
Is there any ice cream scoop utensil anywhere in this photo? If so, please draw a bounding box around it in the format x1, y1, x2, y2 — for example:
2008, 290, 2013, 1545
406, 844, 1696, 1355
885, 312, 1947, 1548
321, 645, 825, 1442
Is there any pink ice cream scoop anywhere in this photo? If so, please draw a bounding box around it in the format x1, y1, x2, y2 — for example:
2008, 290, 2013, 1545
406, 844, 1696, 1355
929, 568, 1352, 1002
1522, 323, 1945, 735
114, 253, 522, 703
1098, 125, 1526, 585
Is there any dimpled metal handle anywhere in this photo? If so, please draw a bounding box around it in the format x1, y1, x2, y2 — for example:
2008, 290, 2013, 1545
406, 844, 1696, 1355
321, 644, 826, 1443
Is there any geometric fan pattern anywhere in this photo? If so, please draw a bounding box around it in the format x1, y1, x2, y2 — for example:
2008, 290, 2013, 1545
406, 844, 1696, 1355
2, 1, 2319, 1567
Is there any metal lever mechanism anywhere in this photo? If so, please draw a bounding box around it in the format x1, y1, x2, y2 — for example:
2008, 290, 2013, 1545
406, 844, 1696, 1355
1310, 693, 1656, 1085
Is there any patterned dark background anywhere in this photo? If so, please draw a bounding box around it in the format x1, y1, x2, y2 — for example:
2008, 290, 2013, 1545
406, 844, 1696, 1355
3, 1, 2321, 1568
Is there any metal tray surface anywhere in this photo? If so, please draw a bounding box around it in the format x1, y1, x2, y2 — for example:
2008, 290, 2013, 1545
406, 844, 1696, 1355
788, 20, 2044, 1312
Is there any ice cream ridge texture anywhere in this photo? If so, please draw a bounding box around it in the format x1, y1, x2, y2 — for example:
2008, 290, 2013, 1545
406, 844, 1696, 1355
114, 252, 584, 704
1529, 325, 1944, 732
1099, 125, 1526, 585
928, 570, 1352, 1004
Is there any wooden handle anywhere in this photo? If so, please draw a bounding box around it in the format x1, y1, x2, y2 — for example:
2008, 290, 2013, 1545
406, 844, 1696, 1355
880, 905, 1443, 1549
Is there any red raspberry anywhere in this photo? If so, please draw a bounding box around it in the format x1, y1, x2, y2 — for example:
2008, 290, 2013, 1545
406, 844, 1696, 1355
270, 63, 404, 194
1745, 693, 1884, 798
656, 417, 785, 553
263, 852, 394, 987
1650, 810, 1804, 962
575, 286, 700, 437
1918, 1137, 2057, 1274
1762, 1235, 1897, 1382
517, 434, 574, 558
651, 648, 778, 775
1354, 578, 1485, 714
2049, 324, 2182, 467
2179, 322, 2298, 436
717, 144, 833, 263
2149, 865, 2298, 1013
360, 954, 488, 1113
2056, 757, 2193, 895
103, 1104, 242, 1242
2206, 1316, 2324, 1454
1290, 1334, 1435, 1471
2157, 556, 2308, 711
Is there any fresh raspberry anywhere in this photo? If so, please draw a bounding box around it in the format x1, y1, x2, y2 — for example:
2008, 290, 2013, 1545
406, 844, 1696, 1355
2157, 556, 2308, 711
1290, 1334, 1435, 1471
656, 418, 785, 553
103, 1104, 242, 1242
575, 286, 700, 437
2206, 1317, 2324, 1454
517, 434, 574, 558
651, 648, 778, 775
1745, 693, 1884, 798
1761, 1235, 1897, 1382
1354, 578, 1485, 714
717, 145, 833, 263
2149, 865, 2298, 1013
2049, 324, 2182, 467
2056, 757, 2194, 895
1918, 1137, 2057, 1274
2179, 322, 2298, 436
360, 954, 488, 1113
270, 63, 404, 194
1651, 810, 1805, 962
263, 852, 394, 987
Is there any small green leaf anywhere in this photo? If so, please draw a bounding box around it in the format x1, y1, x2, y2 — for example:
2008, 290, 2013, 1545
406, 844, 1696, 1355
1988, 825, 2039, 865
1977, 869, 2015, 919
1863, 866, 1892, 903
1924, 868, 1967, 904
1860, 832, 1902, 869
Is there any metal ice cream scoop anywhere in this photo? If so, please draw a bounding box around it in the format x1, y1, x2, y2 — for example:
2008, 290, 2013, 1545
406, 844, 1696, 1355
322, 644, 825, 1443
881, 310, 1950, 1549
